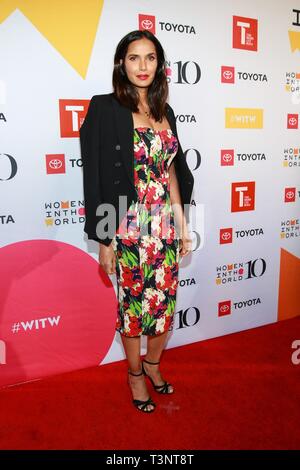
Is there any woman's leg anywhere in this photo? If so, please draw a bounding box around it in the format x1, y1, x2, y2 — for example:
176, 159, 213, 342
120, 335, 141, 373
121, 334, 155, 411
144, 332, 174, 393
145, 331, 169, 362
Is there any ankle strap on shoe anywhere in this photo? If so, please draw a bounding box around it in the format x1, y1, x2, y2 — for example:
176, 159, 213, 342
143, 358, 160, 365
128, 369, 143, 376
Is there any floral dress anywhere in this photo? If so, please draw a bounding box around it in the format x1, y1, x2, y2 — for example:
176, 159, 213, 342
111, 126, 180, 337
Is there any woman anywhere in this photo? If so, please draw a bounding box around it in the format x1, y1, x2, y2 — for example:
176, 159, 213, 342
80, 30, 194, 413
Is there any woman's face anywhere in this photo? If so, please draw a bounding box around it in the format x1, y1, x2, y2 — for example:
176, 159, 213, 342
121, 38, 158, 90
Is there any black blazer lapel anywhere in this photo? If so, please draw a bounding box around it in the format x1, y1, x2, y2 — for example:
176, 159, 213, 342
111, 94, 135, 187
165, 104, 176, 135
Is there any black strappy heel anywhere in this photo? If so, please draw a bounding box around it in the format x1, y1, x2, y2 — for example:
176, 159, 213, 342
142, 358, 174, 394
128, 369, 156, 413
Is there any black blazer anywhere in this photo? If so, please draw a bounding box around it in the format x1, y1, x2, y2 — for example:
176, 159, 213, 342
79, 92, 194, 246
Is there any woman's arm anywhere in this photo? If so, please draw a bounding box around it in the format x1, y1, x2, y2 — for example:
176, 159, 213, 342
80, 96, 103, 243
169, 162, 190, 243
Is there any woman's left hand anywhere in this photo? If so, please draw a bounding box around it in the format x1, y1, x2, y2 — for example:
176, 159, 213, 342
179, 233, 192, 257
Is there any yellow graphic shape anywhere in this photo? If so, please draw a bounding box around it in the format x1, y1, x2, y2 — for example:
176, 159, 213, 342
225, 108, 263, 129
278, 248, 300, 321
0, 0, 104, 78
288, 30, 300, 52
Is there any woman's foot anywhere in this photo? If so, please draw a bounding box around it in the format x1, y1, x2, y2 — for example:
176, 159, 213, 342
142, 358, 174, 394
128, 369, 156, 412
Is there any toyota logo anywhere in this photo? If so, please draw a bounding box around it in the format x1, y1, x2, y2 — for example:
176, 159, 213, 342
50, 159, 63, 169
289, 117, 297, 126
223, 71, 233, 80
141, 19, 153, 30
222, 232, 231, 241
286, 190, 295, 199
220, 305, 229, 313
223, 153, 233, 162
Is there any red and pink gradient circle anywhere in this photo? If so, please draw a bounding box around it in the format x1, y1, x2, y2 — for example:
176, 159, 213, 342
0, 240, 117, 387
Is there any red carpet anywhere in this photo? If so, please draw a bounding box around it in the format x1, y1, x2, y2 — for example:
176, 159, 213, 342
0, 317, 299, 450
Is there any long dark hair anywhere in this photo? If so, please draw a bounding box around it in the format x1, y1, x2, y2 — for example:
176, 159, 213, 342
112, 30, 168, 122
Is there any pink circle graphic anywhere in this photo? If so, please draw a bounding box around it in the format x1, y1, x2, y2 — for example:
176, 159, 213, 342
0, 240, 117, 387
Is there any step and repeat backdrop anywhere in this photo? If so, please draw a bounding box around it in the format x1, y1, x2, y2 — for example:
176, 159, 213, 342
0, 0, 299, 387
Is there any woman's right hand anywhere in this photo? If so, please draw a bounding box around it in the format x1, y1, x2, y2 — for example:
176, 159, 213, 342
99, 243, 116, 275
